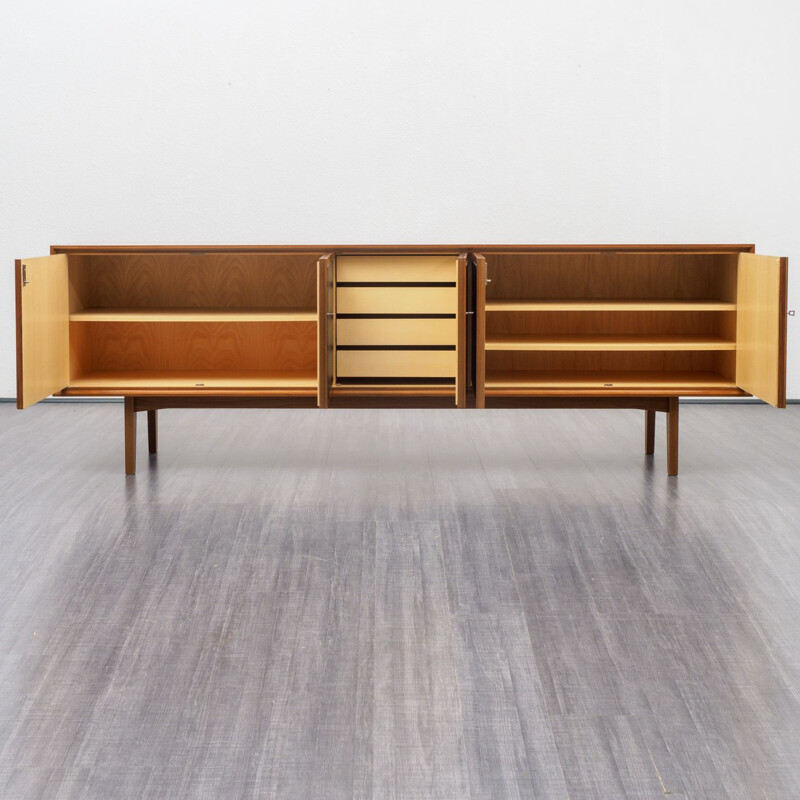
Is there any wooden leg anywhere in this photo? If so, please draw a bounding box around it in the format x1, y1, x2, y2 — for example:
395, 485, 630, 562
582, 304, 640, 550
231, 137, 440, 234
124, 397, 137, 475
147, 409, 158, 454
667, 397, 679, 477
645, 409, 656, 455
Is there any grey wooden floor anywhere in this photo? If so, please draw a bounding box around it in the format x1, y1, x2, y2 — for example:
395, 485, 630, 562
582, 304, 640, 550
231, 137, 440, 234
1, 401, 799, 799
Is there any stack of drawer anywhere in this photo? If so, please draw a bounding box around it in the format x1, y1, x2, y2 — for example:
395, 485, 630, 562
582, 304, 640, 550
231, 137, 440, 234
335, 255, 458, 381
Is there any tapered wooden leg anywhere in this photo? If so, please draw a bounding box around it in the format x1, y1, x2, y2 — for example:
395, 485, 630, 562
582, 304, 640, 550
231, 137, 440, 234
147, 409, 158, 454
124, 397, 137, 475
645, 409, 656, 455
667, 397, 679, 476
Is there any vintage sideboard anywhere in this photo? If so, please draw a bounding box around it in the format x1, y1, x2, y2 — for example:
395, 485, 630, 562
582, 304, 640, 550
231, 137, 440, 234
15, 244, 788, 475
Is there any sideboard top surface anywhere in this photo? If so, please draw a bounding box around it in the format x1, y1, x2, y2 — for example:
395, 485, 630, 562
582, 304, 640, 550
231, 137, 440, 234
50, 244, 757, 256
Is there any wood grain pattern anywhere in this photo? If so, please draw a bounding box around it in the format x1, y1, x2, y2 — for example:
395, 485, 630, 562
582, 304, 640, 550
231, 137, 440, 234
485, 309, 735, 338
736, 253, 788, 407
71, 320, 317, 373
16, 254, 70, 408
484, 253, 739, 301
69, 252, 318, 309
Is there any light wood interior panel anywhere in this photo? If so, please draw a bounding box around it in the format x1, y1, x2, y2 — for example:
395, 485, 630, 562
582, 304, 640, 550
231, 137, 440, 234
70, 321, 317, 373
17, 255, 70, 407
337, 350, 456, 378
66, 370, 317, 393
486, 299, 736, 311
68, 253, 319, 309
336, 286, 457, 314
736, 253, 787, 407
485, 370, 740, 393
69, 308, 316, 322
484, 334, 735, 351
336, 255, 457, 282
337, 318, 457, 346
484, 253, 740, 301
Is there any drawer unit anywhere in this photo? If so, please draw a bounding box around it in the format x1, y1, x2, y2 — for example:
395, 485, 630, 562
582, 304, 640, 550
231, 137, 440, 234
331, 254, 466, 396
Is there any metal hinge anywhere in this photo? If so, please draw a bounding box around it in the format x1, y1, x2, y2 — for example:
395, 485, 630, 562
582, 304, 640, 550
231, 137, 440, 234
22, 264, 29, 286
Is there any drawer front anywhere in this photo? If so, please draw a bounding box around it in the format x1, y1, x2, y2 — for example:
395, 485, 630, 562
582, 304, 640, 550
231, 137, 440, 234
337, 349, 456, 378
337, 286, 457, 315
337, 255, 456, 283
337, 317, 457, 346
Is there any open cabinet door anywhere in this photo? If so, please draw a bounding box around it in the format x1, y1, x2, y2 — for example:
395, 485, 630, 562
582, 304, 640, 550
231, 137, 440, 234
456, 253, 468, 408
736, 253, 788, 408
317, 254, 335, 408
16, 254, 70, 409
474, 254, 487, 408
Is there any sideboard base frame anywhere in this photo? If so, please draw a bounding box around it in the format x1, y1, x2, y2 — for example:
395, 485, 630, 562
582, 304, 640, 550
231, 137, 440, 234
122, 394, 681, 476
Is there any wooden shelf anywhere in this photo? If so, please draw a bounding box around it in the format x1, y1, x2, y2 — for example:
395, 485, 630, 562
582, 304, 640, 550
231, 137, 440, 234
485, 370, 739, 393
69, 308, 317, 322
63, 370, 317, 395
485, 298, 736, 312
485, 335, 736, 351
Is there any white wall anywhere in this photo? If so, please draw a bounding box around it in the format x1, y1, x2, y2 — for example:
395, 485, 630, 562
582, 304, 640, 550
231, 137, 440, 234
2, 0, 798, 398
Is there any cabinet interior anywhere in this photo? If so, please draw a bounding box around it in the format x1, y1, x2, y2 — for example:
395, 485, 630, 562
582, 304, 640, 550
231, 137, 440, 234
482, 252, 742, 394
66, 252, 320, 392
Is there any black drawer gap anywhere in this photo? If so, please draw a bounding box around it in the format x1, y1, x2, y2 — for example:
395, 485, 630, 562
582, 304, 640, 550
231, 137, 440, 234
337, 345, 456, 351
336, 281, 456, 288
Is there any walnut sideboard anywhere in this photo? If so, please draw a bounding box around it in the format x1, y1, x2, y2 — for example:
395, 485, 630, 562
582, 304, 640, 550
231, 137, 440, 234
15, 244, 788, 475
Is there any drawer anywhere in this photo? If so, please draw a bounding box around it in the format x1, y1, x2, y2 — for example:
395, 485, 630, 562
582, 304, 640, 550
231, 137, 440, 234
337, 255, 457, 283
337, 317, 457, 346
337, 349, 456, 378
337, 286, 457, 315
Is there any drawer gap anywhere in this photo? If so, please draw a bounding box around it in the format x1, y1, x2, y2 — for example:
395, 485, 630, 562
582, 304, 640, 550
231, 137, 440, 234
336, 281, 456, 288
337, 345, 456, 351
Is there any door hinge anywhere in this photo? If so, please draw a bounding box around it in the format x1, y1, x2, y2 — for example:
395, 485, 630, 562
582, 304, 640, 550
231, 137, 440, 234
22, 264, 29, 286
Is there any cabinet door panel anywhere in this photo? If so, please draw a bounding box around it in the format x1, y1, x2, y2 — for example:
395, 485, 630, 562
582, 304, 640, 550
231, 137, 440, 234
736, 253, 788, 407
317, 254, 335, 408
16, 254, 70, 408
456, 253, 468, 408
474, 254, 487, 408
